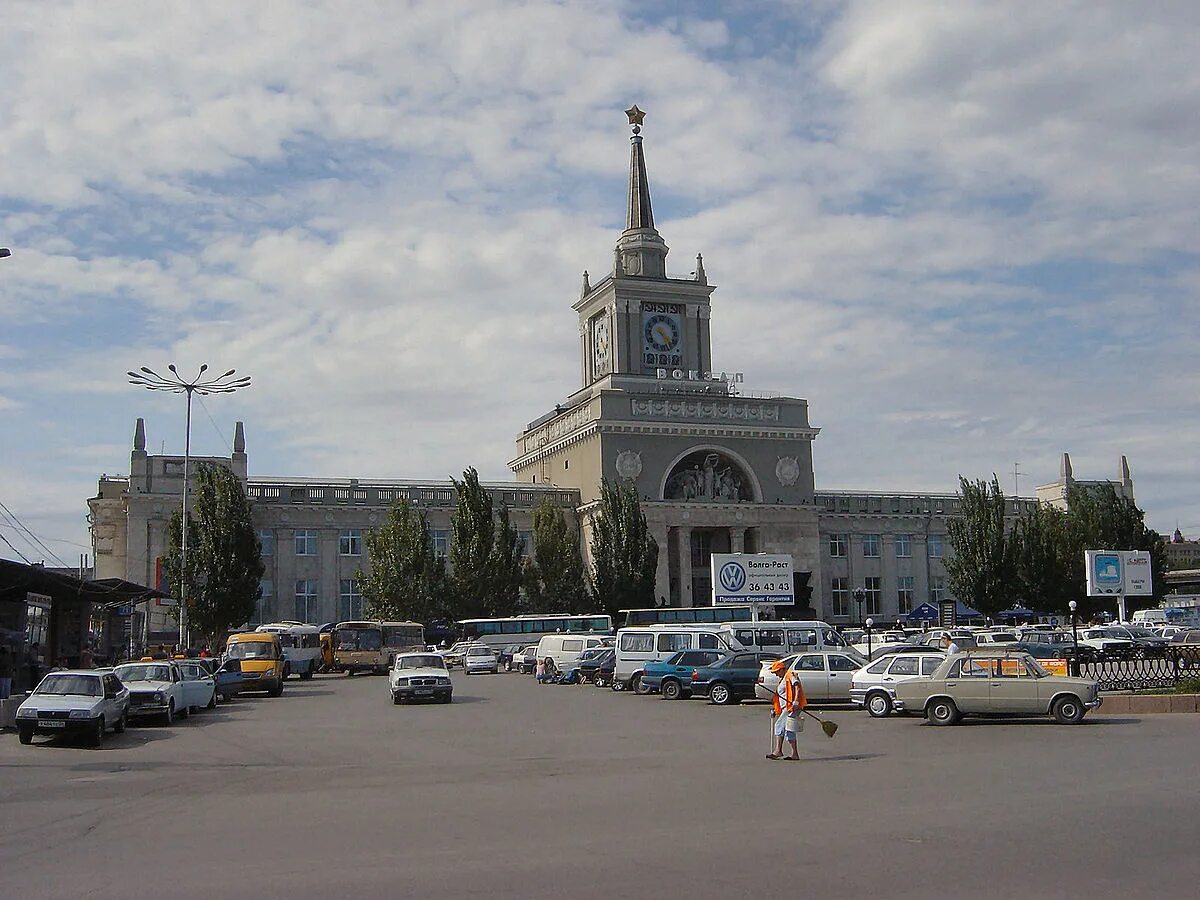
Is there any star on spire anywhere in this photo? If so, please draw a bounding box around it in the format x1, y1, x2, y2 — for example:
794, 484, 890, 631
625, 104, 646, 127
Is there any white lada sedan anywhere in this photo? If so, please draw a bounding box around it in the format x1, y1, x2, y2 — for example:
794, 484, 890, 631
16, 670, 130, 747
389, 653, 454, 705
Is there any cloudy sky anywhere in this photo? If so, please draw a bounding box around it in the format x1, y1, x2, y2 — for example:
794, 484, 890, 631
1, 0, 1197, 566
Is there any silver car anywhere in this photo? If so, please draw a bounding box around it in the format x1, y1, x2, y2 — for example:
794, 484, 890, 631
755, 650, 864, 703
850, 651, 945, 717
16, 670, 130, 747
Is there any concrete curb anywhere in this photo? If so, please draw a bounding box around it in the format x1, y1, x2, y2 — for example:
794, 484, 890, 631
1096, 693, 1200, 714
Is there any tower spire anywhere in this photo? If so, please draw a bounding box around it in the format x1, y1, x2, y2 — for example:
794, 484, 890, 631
616, 105, 669, 279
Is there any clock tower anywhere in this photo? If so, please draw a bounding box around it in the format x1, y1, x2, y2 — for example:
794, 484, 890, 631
513, 106, 820, 611
575, 106, 716, 386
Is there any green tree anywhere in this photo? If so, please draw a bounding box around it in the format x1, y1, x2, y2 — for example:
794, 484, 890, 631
524, 498, 589, 614
1062, 483, 1167, 618
590, 477, 658, 620
163, 462, 264, 643
944, 475, 1014, 616
447, 467, 525, 619
1010, 500, 1073, 612
358, 499, 447, 623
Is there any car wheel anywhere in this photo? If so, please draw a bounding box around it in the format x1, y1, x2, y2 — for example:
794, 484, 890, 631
114, 711, 127, 733
180, 703, 190, 719
662, 680, 683, 701
1052, 695, 1086, 725
926, 698, 960, 726
18, 729, 33, 745
709, 682, 733, 705
163, 701, 174, 726
632, 674, 648, 695
441, 694, 453, 704
207, 690, 217, 709
300, 668, 314, 680
392, 693, 403, 705
221, 692, 234, 702
89, 716, 105, 748
866, 691, 893, 718
610, 677, 625, 692
269, 680, 283, 698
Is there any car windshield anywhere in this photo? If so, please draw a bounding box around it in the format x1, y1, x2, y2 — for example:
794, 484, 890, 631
117, 664, 172, 682
226, 641, 276, 660
397, 655, 445, 670
336, 629, 382, 651
35, 674, 102, 696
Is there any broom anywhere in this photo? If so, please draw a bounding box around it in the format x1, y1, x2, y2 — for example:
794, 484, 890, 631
801, 708, 839, 738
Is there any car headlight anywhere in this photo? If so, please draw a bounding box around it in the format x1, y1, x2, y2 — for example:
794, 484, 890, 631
17, 707, 37, 718
394, 677, 409, 686
69, 709, 94, 719
437, 677, 451, 686
154, 691, 165, 702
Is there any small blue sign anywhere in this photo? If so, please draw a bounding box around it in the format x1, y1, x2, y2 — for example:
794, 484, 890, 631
1094, 553, 1122, 584
718, 561, 747, 592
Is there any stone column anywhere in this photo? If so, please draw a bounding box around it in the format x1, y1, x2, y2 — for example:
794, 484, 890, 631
729, 527, 746, 554
676, 526, 693, 607
650, 524, 671, 606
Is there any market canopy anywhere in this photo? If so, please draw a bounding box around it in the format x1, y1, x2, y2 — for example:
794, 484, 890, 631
905, 601, 984, 622
0, 559, 165, 608
994, 605, 1039, 621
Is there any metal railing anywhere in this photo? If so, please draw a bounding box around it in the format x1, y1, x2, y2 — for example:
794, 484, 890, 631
1070, 647, 1200, 691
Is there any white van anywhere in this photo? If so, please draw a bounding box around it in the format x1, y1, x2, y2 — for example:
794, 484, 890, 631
720, 621, 853, 657
1131, 609, 1168, 625
535, 633, 609, 675
614, 625, 743, 693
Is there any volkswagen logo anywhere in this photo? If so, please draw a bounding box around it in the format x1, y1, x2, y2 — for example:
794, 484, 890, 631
719, 561, 747, 592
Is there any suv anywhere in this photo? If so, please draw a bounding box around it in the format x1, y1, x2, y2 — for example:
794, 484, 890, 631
16, 670, 130, 746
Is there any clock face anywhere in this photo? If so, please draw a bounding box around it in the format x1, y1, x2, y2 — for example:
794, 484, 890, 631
592, 317, 611, 372
643, 313, 680, 352
642, 311, 682, 367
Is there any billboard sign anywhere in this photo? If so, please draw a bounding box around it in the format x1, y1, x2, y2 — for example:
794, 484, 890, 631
1085, 550, 1153, 597
710, 553, 794, 605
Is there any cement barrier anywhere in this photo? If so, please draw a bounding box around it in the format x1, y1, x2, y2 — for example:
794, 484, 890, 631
1096, 693, 1200, 714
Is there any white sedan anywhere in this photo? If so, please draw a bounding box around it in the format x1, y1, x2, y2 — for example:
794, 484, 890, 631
850, 651, 946, 717
463, 644, 499, 675
115, 661, 188, 725
390, 653, 453, 704
755, 651, 865, 703
16, 670, 130, 747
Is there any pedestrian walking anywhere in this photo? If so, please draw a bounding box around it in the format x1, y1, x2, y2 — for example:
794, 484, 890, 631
0, 646, 13, 700
766, 660, 806, 761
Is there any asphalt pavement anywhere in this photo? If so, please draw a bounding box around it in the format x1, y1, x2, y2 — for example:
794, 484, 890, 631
2, 670, 1198, 899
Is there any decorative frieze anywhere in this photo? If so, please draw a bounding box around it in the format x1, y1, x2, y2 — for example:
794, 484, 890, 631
631, 398, 780, 422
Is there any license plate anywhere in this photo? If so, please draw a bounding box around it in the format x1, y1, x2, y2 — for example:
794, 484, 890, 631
39, 720, 66, 728
416, 689, 433, 696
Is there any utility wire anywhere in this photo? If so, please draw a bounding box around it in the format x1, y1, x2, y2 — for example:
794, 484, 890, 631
0, 529, 34, 564
0, 499, 74, 568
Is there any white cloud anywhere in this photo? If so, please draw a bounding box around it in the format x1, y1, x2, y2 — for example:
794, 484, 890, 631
1, 0, 1197, 564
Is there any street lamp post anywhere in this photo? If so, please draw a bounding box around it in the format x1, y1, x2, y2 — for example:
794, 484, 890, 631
865, 617, 874, 660
128, 364, 251, 650
1069, 600, 1078, 650
853, 587, 866, 626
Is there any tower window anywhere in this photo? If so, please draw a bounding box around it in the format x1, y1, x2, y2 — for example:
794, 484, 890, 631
564, 459, 569, 470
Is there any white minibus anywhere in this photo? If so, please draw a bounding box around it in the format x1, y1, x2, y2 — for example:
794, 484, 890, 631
257, 622, 323, 679
534, 633, 611, 675
719, 621, 853, 656
614, 625, 743, 693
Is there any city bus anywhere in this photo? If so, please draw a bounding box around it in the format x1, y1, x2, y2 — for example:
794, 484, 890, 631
458, 614, 613, 649
621, 606, 756, 626
256, 622, 323, 679
332, 621, 386, 675
381, 621, 427, 665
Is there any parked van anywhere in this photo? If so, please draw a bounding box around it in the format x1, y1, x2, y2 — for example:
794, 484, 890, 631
224, 631, 285, 696
1131, 609, 1168, 626
535, 633, 610, 676
614, 625, 742, 693
720, 621, 852, 656
257, 622, 322, 679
